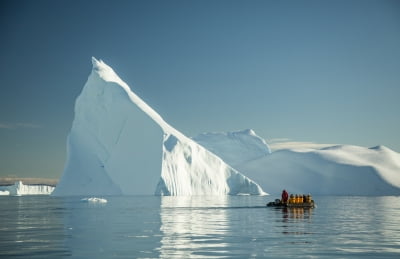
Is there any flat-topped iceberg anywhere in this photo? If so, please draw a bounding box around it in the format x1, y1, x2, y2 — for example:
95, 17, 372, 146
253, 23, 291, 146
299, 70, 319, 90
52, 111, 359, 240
0, 181, 55, 196
81, 197, 108, 203
52, 58, 265, 196
239, 145, 400, 196
195, 132, 400, 196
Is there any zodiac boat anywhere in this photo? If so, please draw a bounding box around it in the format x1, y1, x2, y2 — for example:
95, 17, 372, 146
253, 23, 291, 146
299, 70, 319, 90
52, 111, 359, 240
267, 197, 315, 208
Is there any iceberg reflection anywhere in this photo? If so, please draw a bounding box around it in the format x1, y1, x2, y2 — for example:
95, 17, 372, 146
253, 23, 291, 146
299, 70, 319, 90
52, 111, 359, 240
159, 196, 230, 258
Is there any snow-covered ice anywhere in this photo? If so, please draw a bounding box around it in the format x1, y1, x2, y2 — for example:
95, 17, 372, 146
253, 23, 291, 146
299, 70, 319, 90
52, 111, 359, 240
52, 57, 400, 197
156, 133, 265, 195
193, 129, 271, 167
81, 197, 108, 203
196, 132, 400, 196
53, 58, 265, 196
0, 181, 55, 196
0, 190, 10, 196
242, 145, 400, 195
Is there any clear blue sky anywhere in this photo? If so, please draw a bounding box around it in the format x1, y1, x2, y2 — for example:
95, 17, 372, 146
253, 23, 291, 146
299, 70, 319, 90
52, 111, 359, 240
1, 0, 399, 179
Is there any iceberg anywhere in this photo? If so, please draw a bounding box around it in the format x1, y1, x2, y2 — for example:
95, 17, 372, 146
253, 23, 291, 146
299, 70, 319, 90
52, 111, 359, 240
53, 58, 265, 196
194, 132, 400, 196
0, 190, 10, 196
156, 133, 265, 195
193, 129, 271, 167
239, 145, 400, 196
0, 181, 55, 196
81, 197, 108, 203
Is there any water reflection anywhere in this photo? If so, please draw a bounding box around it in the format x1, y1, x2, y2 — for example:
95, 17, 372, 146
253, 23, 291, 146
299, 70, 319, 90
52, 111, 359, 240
317, 196, 400, 255
276, 207, 314, 237
0, 196, 69, 257
2, 196, 400, 258
60, 196, 162, 258
279, 207, 313, 222
159, 196, 230, 258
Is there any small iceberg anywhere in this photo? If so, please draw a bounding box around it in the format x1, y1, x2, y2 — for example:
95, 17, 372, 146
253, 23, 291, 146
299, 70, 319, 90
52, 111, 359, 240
0, 190, 10, 196
0, 181, 54, 196
81, 197, 108, 203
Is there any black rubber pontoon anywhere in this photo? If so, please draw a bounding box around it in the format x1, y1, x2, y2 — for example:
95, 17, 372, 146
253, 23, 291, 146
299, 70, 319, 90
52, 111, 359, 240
266, 201, 315, 208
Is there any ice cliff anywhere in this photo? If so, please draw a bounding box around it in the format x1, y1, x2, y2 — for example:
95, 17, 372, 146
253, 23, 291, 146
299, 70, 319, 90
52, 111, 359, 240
0, 181, 54, 196
52, 58, 265, 196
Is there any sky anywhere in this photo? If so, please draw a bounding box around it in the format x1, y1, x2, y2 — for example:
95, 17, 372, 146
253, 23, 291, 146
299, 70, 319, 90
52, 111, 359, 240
0, 0, 399, 180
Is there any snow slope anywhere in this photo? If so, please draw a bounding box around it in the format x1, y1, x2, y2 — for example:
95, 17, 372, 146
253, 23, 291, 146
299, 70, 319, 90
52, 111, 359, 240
53, 58, 264, 196
0, 181, 54, 196
241, 145, 400, 196
196, 132, 400, 195
193, 129, 271, 167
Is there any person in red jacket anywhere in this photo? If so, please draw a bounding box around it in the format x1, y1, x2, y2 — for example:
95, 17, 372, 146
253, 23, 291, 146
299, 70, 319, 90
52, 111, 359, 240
281, 189, 289, 204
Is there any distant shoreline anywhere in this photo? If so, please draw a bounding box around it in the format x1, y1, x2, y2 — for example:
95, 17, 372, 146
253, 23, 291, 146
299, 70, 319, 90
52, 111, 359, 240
0, 177, 58, 187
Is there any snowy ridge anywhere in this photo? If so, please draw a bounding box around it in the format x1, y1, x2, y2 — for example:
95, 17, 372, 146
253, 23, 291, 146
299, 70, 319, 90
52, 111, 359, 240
53, 58, 265, 196
91, 58, 177, 135
0, 181, 54, 196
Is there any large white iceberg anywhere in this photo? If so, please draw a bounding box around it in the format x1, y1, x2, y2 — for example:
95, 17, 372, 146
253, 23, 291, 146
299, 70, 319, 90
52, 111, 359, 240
240, 145, 400, 195
53, 58, 265, 196
193, 132, 400, 196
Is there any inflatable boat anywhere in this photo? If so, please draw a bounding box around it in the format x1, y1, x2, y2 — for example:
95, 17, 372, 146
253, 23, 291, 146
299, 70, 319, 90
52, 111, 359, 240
267, 199, 315, 208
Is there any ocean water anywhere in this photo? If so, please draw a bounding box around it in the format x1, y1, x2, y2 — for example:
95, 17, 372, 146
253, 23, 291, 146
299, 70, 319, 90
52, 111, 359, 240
0, 195, 399, 258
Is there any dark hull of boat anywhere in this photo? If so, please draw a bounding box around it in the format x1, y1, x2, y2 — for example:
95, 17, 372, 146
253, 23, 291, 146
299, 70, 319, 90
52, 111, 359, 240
266, 202, 315, 208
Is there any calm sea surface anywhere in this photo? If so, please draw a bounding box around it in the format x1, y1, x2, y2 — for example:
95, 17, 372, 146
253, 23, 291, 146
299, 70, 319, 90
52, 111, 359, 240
0, 195, 399, 258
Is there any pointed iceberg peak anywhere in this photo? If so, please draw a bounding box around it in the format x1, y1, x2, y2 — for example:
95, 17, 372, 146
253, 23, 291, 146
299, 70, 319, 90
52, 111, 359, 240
53, 58, 266, 196
89, 57, 125, 87
91, 57, 108, 73
91, 56, 101, 67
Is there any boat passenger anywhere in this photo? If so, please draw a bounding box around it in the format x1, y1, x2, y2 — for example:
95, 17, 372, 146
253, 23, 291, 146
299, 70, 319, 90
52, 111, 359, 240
306, 194, 312, 203
281, 189, 289, 204
289, 194, 294, 203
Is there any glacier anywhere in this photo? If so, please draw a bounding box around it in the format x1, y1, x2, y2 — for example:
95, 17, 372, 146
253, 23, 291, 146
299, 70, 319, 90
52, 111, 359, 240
52, 58, 265, 196
0, 181, 55, 196
194, 131, 400, 196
